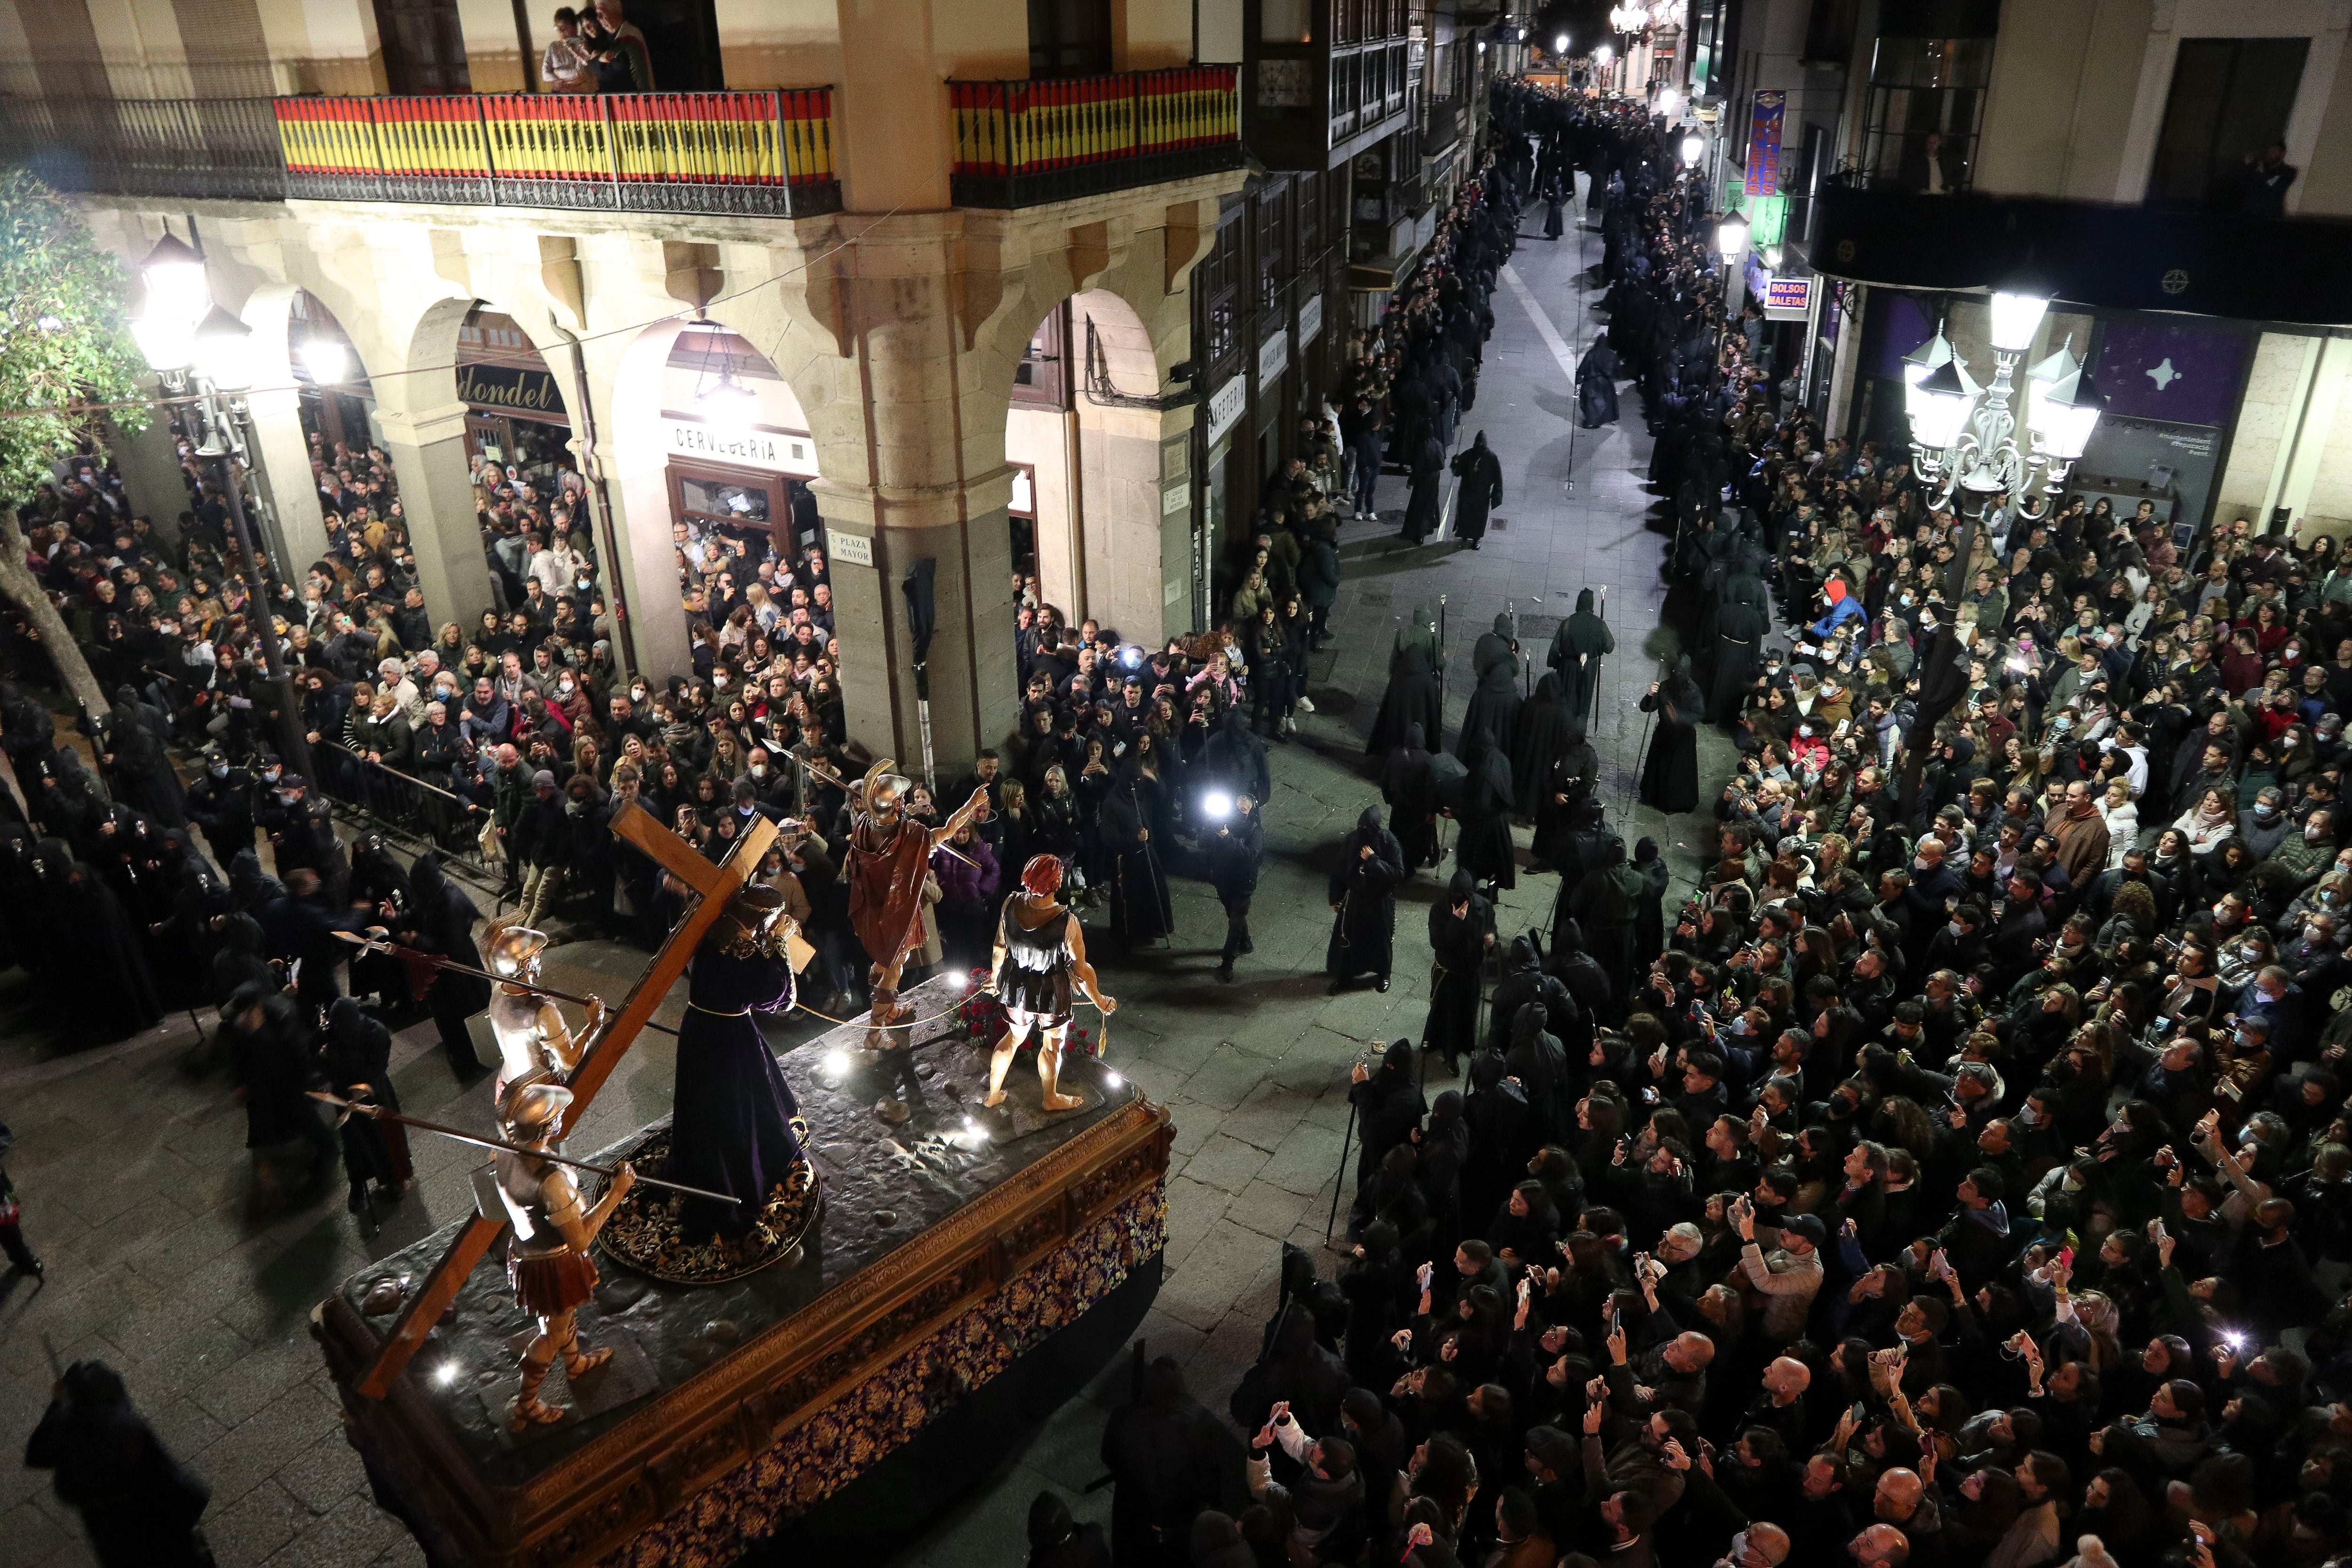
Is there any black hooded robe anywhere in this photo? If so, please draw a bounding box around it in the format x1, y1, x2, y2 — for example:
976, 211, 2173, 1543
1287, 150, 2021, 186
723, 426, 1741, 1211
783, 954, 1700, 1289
1367, 605, 1446, 757
1101, 763, 1174, 946
1422, 871, 1493, 1070
1637, 661, 1704, 814
1577, 342, 1621, 428
407, 851, 493, 1075
1379, 723, 1440, 872
60, 861, 162, 1043
25, 1362, 214, 1568
1563, 838, 1642, 1015
1510, 670, 1575, 820
1452, 733, 1517, 891
1403, 436, 1446, 542
1327, 807, 1404, 983
1548, 589, 1614, 723
321, 997, 413, 1197
1457, 615, 1522, 760
100, 687, 186, 826
1708, 596, 1770, 724
1450, 438, 1503, 544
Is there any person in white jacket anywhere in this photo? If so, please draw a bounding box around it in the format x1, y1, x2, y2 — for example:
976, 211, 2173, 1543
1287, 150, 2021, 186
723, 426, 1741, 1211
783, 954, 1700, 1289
2098, 778, 2140, 869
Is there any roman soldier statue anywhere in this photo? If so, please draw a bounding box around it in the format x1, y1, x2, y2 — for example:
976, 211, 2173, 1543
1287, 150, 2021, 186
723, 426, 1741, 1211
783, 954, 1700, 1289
486, 1082, 634, 1431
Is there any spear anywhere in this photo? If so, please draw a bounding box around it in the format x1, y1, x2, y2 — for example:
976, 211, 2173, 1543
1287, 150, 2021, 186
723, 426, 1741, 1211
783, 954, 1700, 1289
331, 930, 679, 1036
305, 1091, 739, 1204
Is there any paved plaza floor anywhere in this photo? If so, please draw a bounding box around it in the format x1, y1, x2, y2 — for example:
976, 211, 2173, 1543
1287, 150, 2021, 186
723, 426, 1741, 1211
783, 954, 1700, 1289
0, 206, 1740, 1567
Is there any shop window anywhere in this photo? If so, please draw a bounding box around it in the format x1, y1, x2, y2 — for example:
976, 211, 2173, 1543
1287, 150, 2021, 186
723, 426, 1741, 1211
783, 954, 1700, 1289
2145, 37, 2310, 212
671, 461, 785, 557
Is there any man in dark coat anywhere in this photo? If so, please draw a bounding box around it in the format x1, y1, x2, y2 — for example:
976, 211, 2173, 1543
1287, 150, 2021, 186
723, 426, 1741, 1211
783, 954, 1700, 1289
1549, 588, 1614, 724
1328, 806, 1404, 992
1450, 431, 1504, 549
1204, 791, 1262, 985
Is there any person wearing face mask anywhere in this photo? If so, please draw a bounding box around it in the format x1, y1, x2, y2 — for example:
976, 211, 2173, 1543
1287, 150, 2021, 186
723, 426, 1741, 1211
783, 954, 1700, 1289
2273, 806, 2339, 883
185, 745, 258, 868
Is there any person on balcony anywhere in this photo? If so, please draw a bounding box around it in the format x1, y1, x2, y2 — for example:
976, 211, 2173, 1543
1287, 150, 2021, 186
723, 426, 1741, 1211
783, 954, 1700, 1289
1899, 129, 1964, 195
542, 7, 596, 92
582, 0, 654, 93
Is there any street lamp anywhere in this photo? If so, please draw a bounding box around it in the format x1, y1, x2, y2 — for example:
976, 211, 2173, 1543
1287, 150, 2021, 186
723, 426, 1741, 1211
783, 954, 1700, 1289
1555, 32, 1569, 55
1680, 131, 1706, 166
1715, 213, 1748, 263
1903, 291, 2105, 509
133, 235, 313, 779
299, 335, 351, 386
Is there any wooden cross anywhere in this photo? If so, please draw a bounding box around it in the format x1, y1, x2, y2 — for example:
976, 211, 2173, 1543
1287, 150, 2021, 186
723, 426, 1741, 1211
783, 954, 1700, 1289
353, 805, 780, 1399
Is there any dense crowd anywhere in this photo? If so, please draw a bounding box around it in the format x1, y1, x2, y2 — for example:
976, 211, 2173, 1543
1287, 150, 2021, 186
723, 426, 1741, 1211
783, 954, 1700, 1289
1077, 83, 2352, 1568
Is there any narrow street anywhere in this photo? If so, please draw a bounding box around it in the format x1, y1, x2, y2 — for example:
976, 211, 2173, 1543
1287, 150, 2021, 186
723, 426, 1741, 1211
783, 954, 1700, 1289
0, 202, 1731, 1568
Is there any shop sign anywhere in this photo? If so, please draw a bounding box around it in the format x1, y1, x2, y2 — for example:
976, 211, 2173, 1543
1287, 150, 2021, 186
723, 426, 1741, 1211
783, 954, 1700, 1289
660, 416, 818, 476
829, 531, 874, 568
455, 363, 566, 420
1762, 276, 1812, 318
1298, 293, 1325, 348
1258, 326, 1289, 392
1207, 375, 1248, 446
1746, 89, 1785, 197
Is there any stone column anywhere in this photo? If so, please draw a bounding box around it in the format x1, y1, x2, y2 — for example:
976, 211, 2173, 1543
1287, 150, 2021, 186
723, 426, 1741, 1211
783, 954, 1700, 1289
104, 385, 191, 544
803, 219, 1022, 780
374, 402, 496, 634
816, 480, 1018, 784
240, 385, 330, 576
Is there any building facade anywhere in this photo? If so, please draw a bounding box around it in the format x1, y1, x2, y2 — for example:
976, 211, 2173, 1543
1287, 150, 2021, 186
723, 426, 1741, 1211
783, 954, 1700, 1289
0, 0, 1267, 777
1703, 0, 2352, 540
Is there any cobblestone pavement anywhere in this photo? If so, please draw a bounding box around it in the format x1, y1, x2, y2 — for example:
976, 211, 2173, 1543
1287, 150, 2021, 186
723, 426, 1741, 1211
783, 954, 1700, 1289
0, 206, 1734, 1568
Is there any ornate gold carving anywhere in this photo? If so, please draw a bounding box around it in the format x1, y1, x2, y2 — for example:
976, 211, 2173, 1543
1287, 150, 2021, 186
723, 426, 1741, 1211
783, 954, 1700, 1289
532, 1478, 653, 1568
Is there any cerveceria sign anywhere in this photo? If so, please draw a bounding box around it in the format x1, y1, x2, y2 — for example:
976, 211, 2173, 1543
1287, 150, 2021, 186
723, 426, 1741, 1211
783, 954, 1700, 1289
455, 363, 567, 421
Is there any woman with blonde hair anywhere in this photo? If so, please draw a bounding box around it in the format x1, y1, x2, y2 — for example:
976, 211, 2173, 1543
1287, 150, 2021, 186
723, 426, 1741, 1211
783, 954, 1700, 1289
2098, 777, 2140, 867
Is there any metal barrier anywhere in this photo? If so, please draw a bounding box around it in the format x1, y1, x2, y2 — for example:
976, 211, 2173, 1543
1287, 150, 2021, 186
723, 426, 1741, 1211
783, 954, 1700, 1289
316, 750, 505, 893
272, 88, 841, 217
947, 66, 1242, 207
0, 96, 286, 201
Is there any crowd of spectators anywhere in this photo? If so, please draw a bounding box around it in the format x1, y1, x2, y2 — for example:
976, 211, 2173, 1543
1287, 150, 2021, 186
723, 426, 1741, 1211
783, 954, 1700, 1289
1085, 82, 2352, 1568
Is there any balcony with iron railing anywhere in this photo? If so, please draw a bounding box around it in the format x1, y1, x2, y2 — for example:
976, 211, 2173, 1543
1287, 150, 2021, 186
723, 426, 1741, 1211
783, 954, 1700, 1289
3, 70, 1244, 217
0, 89, 841, 216
947, 66, 1242, 207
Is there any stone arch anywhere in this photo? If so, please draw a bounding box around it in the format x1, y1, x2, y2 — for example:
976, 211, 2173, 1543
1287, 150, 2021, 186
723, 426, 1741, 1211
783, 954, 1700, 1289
1002, 286, 1178, 646
605, 313, 831, 685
